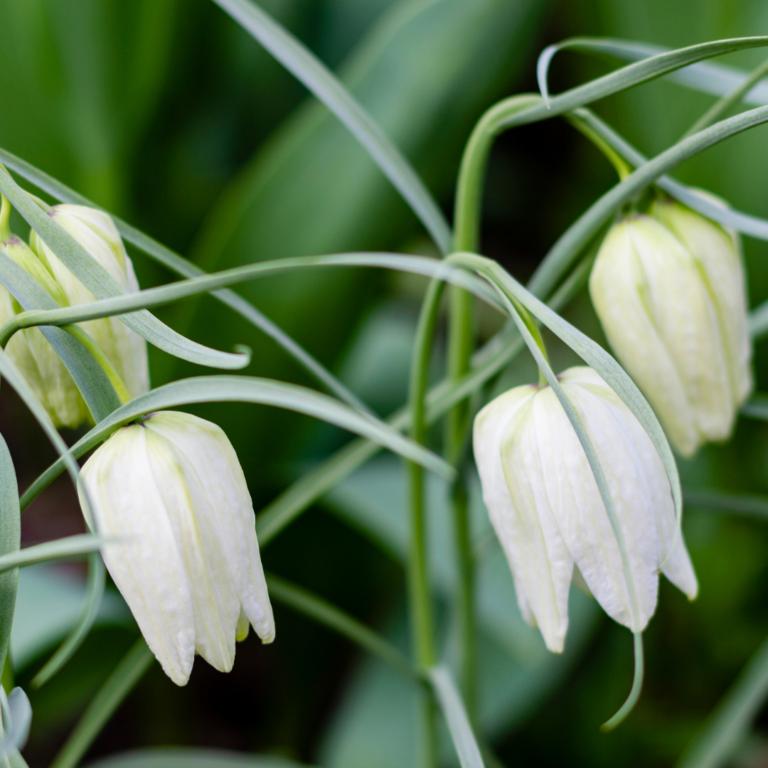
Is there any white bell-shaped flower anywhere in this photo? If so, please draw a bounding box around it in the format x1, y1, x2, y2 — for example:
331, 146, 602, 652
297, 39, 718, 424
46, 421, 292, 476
0, 236, 89, 427
30, 204, 149, 400
590, 198, 752, 456
473, 366, 697, 653
80, 411, 275, 685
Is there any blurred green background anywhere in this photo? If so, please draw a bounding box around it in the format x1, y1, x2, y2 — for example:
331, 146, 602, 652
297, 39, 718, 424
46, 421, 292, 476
1, 0, 768, 765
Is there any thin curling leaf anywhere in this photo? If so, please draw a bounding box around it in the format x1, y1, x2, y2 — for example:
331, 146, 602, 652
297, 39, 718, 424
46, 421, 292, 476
0, 436, 19, 675
540, 37, 768, 105
210, 0, 451, 254
428, 667, 485, 768
0, 535, 103, 574
0, 250, 121, 422
0, 146, 368, 415
22, 375, 453, 510
8, 253, 502, 332
0, 167, 248, 371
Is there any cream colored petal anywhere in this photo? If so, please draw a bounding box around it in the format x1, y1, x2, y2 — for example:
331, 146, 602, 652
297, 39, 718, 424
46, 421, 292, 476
475, 385, 574, 652
146, 411, 275, 645
652, 197, 752, 407
629, 217, 734, 443
545, 381, 660, 633
80, 426, 195, 685
590, 221, 699, 455
143, 424, 240, 673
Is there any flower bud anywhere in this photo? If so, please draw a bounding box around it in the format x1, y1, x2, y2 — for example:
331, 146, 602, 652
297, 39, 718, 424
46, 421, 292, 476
30, 205, 149, 400
80, 411, 275, 685
473, 366, 697, 653
590, 198, 751, 456
0, 236, 89, 427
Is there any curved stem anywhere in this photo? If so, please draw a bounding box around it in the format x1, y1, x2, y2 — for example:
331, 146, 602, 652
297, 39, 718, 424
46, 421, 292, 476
602, 633, 645, 731
568, 113, 632, 179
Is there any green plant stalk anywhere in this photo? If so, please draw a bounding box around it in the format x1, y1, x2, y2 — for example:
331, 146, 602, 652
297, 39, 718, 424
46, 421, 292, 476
437, 96, 544, 719
408, 279, 444, 768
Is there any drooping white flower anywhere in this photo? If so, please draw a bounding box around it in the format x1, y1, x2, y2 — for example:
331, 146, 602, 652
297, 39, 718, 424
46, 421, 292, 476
80, 411, 275, 685
473, 366, 697, 653
30, 204, 149, 400
589, 197, 752, 456
0, 236, 89, 428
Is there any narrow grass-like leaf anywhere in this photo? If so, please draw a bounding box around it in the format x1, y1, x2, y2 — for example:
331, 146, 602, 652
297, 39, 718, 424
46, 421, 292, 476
566, 108, 768, 241
494, 37, 768, 135
0, 167, 248, 370
538, 37, 768, 106
678, 637, 768, 768
0, 147, 368, 413
9, 253, 500, 331
428, 667, 485, 768
50, 639, 153, 768
0, 535, 103, 574
209, 0, 451, 254
22, 375, 453, 509
0, 436, 19, 674
0, 250, 121, 420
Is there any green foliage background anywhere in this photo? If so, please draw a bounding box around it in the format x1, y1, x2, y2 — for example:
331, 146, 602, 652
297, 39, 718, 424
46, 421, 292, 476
1, 0, 767, 765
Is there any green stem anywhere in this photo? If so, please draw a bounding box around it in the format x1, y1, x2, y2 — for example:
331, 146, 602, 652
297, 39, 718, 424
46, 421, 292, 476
684, 56, 768, 137
66, 327, 132, 405
407, 279, 443, 767
568, 113, 632, 179
50, 639, 152, 768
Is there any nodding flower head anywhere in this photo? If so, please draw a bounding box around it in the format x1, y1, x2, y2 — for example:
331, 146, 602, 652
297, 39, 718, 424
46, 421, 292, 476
473, 366, 697, 653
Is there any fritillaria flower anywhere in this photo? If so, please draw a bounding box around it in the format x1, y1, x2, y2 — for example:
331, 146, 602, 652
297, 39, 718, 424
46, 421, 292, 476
473, 366, 697, 652
590, 198, 751, 456
80, 411, 275, 685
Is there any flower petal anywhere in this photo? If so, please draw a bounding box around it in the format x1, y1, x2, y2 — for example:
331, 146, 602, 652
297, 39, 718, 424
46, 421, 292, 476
81, 426, 195, 685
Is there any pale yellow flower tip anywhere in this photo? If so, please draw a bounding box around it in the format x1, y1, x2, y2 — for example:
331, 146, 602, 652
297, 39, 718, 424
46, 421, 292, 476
79, 411, 275, 685
473, 367, 697, 653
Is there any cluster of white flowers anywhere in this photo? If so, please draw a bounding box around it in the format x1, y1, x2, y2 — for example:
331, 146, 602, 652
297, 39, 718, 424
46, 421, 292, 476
4, 192, 748, 684
473, 196, 751, 651
1, 202, 274, 685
